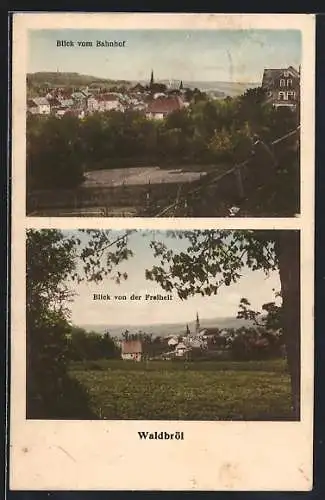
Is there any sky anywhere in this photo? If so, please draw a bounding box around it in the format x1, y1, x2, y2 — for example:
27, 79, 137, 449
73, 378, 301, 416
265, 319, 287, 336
63, 230, 281, 326
28, 29, 301, 83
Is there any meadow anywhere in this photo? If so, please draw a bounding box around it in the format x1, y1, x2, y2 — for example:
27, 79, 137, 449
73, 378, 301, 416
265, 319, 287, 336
69, 359, 294, 420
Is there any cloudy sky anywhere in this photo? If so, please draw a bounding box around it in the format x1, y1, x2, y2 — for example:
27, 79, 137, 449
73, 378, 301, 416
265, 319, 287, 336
63, 230, 281, 326
28, 29, 301, 83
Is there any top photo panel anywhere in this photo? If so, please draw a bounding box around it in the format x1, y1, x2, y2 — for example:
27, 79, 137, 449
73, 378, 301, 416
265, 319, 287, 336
23, 21, 307, 218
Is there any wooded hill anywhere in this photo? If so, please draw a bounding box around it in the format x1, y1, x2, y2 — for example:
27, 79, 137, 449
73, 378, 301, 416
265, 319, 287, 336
27, 71, 131, 88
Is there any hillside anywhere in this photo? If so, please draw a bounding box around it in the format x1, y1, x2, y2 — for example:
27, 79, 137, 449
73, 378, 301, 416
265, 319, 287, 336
78, 317, 254, 338
27, 72, 131, 88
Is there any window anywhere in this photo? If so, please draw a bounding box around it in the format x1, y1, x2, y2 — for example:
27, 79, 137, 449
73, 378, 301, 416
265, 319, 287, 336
267, 91, 272, 97
280, 79, 285, 87
284, 71, 290, 77
278, 91, 287, 101
287, 79, 293, 87
287, 91, 296, 100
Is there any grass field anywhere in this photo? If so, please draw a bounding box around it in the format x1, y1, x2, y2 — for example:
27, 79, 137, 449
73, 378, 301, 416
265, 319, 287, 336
69, 359, 294, 421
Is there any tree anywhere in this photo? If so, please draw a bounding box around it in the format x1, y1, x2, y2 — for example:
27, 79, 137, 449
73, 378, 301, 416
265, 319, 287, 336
26, 229, 134, 417
236, 296, 284, 360
27, 115, 85, 189
144, 229, 300, 418
237, 295, 283, 331
26, 229, 78, 416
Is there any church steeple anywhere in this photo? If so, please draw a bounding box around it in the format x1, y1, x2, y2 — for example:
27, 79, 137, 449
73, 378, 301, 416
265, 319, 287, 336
179, 80, 183, 90
195, 312, 200, 335
150, 69, 154, 87
186, 324, 190, 336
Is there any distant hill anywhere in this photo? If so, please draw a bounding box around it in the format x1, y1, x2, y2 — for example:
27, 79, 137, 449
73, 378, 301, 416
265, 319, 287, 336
138, 79, 259, 97
26, 72, 259, 97
78, 316, 254, 338
27, 72, 131, 88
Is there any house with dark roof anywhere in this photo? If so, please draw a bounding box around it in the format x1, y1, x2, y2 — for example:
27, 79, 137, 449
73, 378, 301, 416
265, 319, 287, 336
262, 65, 300, 110
27, 97, 51, 115
146, 95, 184, 120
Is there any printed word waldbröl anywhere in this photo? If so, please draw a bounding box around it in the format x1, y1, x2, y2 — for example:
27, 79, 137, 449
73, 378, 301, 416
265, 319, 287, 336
138, 431, 184, 440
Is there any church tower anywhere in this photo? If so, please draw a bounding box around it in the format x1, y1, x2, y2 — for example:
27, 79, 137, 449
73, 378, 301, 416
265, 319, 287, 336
150, 69, 154, 88
195, 312, 200, 335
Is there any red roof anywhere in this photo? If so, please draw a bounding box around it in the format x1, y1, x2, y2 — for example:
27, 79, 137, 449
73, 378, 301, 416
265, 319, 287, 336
147, 96, 184, 114
121, 340, 143, 354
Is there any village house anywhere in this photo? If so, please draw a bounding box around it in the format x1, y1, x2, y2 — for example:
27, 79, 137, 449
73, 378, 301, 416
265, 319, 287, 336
71, 91, 88, 101
59, 98, 74, 109
121, 339, 144, 361
97, 94, 124, 112
27, 97, 51, 115
146, 95, 184, 120
87, 95, 99, 112
167, 336, 178, 348
174, 342, 188, 357
262, 65, 300, 110
27, 99, 38, 115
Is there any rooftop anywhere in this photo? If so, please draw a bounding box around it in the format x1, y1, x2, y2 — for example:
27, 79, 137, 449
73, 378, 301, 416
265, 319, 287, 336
262, 66, 300, 85
30, 97, 50, 106
121, 340, 143, 354
147, 96, 184, 114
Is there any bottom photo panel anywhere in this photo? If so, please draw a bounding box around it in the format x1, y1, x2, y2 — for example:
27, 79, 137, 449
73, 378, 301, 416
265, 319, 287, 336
26, 228, 300, 422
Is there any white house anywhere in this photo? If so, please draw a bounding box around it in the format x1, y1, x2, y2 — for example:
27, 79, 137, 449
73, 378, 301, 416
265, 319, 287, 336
167, 337, 178, 347
28, 97, 51, 115
175, 342, 188, 357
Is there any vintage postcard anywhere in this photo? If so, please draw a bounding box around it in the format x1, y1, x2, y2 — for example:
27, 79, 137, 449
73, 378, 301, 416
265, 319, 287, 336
13, 13, 312, 218
10, 13, 314, 492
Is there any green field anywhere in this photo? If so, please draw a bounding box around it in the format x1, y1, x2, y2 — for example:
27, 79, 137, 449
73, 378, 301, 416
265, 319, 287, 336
69, 359, 294, 420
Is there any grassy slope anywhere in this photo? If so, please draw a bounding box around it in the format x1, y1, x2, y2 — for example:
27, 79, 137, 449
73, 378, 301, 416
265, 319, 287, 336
69, 359, 293, 420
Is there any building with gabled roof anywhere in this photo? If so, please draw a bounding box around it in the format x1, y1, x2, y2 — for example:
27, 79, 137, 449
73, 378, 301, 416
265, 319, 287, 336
97, 93, 124, 112
121, 339, 143, 361
262, 65, 300, 110
146, 95, 184, 120
27, 97, 51, 115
